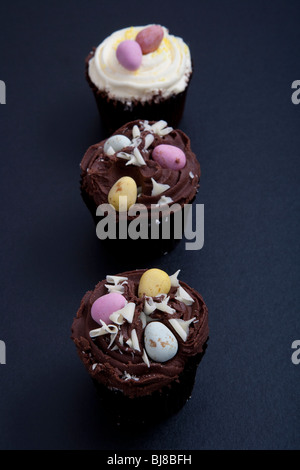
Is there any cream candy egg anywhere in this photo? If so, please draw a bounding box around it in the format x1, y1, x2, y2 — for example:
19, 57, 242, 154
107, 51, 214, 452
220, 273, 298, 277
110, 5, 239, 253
152, 144, 186, 170
108, 176, 137, 212
91, 292, 127, 325
104, 135, 131, 155
144, 322, 178, 362
138, 268, 171, 298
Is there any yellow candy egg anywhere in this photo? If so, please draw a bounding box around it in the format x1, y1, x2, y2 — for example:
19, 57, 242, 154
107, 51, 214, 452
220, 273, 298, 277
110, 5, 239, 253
108, 176, 137, 212
138, 268, 171, 298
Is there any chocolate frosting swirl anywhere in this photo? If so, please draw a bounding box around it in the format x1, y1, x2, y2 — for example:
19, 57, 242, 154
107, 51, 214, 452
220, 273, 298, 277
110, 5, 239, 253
80, 120, 200, 215
71, 269, 209, 398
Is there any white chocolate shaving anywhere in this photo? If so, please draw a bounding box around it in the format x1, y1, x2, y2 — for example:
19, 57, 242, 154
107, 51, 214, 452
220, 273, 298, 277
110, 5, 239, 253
159, 126, 173, 136
132, 147, 146, 166
125, 328, 140, 352
106, 275, 128, 285
89, 321, 118, 339
150, 120, 172, 136
157, 293, 168, 301
153, 120, 167, 130
120, 303, 135, 324
144, 133, 154, 150
105, 284, 125, 294
151, 178, 170, 197
130, 328, 140, 352
139, 311, 147, 329
156, 195, 174, 206
144, 294, 175, 315
109, 311, 125, 325
169, 270, 181, 287
144, 297, 157, 315
132, 125, 140, 138
168, 317, 196, 342
116, 148, 146, 167
108, 334, 117, 349
131, 136, 142, 148
155, 296, 175, 314
142, 120, 153, 132
175, 285, 195, 305
116, 151, 132, 162
142, 348, 150, 368
142, 120, 173, 137
122, 371, 139, 381
109, 302, 135, 325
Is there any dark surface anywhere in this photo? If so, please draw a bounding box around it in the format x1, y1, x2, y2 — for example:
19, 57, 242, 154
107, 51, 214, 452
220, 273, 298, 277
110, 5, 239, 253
0, 0, 299, 450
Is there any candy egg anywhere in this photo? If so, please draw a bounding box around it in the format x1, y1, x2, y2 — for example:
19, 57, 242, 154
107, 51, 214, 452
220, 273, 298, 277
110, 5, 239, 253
116, 40, 142, 71
108, 176, 137, 212
138, 268, 171, 297
152, 144, 186, 170
144, 322, 178, 362
91, 292, 126, 325
104, 135, 131, 154
135, 25, 164, 54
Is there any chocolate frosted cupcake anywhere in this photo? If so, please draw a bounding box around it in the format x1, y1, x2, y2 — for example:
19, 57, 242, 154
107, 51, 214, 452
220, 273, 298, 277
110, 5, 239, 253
86, 25, 192, 133
80, 119, 200, 256
71, 268, 209, 425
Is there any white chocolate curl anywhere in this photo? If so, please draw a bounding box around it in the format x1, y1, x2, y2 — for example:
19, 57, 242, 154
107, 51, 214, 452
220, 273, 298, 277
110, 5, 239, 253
110, 302, 135, 325
151, 178, 170, 197
169, 270, 181, 287
89, 321, 118, 349
126, 328, 141, 352
168, 317, 196, 342
175, 285, 195, 305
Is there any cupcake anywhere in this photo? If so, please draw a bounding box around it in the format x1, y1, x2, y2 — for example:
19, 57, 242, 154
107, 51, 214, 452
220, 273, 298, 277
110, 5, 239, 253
80, 119, 200, 256
71, 268, 209, 425
86, 25, 192, 133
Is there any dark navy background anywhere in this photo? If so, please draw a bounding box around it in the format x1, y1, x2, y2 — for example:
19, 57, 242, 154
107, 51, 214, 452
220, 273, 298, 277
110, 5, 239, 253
0, 0, 299, 450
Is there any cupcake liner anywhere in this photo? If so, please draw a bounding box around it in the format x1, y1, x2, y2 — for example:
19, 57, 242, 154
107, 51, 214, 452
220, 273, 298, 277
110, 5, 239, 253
92, 341, 208, 427
85, 50, 191, 135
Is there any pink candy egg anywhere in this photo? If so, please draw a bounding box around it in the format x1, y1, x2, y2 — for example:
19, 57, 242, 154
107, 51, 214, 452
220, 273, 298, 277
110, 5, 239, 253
91, 293, 126, 325
136, 25, 164, 54
116, 40, 142, 71
152, 144, 186, 170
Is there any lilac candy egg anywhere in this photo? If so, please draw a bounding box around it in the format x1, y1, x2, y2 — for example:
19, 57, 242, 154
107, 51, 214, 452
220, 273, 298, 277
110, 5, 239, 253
152, 144, 186, 170
91, 293, 126, 325
116, 40, 142, 71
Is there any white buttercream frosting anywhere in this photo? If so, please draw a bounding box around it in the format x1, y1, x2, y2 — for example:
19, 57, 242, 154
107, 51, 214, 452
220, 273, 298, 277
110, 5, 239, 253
88, 25, 192, 103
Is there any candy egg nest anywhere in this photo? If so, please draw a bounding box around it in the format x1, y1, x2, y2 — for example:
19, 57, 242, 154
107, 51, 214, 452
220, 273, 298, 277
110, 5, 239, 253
71, 269, 209, 398
80, 119, 201, 220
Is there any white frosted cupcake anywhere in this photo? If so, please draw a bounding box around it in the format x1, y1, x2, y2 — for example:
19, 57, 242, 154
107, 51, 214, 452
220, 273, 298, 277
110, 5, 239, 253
85, 25, 193, 133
